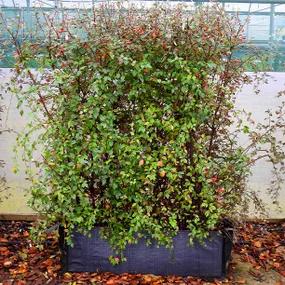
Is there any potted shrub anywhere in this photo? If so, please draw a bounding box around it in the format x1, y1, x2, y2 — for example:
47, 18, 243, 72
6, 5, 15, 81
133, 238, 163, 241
3, 2, 285, 278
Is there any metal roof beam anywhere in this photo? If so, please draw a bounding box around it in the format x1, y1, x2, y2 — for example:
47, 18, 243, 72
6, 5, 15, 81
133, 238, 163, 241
145, 0, 285, 4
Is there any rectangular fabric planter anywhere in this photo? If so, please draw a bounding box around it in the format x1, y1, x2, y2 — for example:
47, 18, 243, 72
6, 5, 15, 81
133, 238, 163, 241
60, 227, 233, 278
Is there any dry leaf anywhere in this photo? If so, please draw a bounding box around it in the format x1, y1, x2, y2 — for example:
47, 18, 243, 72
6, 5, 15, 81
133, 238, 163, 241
3, 260, 13, 268
0, 246, 10, 256
0, 237, 8, 243
62, 272, 73, 281
42, 258, 53, 267
253, 240, 262, 248
106, 277, 119, 285
273, 262, 281, 268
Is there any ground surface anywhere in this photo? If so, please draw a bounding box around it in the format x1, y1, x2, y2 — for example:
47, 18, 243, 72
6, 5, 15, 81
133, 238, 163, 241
0, 221, 284, 285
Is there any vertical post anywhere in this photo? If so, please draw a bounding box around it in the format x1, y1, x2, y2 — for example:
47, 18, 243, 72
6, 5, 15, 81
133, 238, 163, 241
246, 4, 251, 41
269, 3, 275, 42
60, 0, 64, 24
54, 0, 60, 25
26, 0, 32, 35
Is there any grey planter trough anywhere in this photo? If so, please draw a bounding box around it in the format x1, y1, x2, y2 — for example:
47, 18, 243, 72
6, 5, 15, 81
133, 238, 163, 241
59, 226, 233, 278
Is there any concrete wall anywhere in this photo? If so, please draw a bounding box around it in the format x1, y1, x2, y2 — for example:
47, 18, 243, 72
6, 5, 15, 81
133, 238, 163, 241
0, 69, 284, 218
235, 72, 285, 218
0, 68, 32, 214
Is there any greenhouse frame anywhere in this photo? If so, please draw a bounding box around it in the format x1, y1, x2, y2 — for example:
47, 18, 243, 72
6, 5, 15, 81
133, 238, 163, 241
1, 0, 285, 70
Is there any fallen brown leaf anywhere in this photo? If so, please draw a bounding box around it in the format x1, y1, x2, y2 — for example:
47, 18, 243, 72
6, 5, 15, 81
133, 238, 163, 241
42, 258, 53, 267
273, 262, 281, 269
106, 277, 119, 285
253, 240, 262, 248
0, 238, 8, 243
3, 260, 13, 268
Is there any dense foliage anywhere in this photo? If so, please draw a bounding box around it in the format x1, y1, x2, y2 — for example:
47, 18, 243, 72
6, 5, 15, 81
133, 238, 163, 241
3, 3, 285, 258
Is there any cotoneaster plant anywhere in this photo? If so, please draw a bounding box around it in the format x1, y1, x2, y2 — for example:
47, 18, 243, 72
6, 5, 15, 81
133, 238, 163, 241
3, 3, 285, 261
